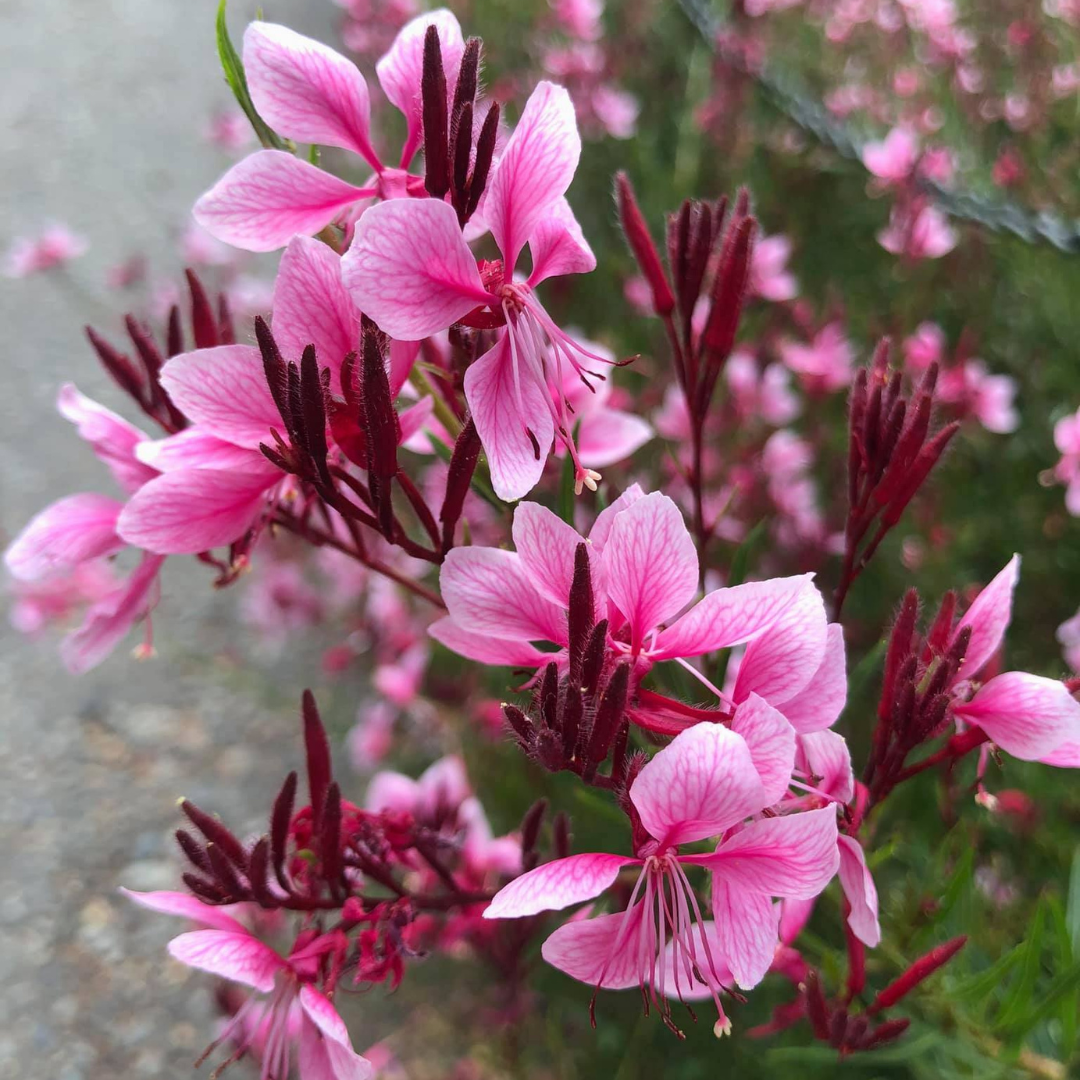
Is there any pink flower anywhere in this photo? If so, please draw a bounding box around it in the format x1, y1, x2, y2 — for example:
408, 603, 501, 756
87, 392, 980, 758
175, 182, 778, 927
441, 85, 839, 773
725, 351, 800, 425
962, 361, 1018, 434
1057, 608, 1080, 674
1054, 407, 1080, 515
205, 106, 254, 152
348, 701, 397, 769
551, 0, 604, 41
194, 12, 464, 251
862, 127, 919, 184
878, 203, 957, 260
343, 80, 610, 499
123, 890, 372, 1080
3, 223, 88, 277
749, 234, 798, 302
484, 720, 839, 1033
903, 322, 945, 373
7, 561, 118, 637
778, 321, 854, 393
589, 85, 640, 139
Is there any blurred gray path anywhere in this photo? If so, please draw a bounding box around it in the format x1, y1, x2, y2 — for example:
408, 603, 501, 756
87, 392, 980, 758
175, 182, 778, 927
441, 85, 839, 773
0, 2, 346, 1075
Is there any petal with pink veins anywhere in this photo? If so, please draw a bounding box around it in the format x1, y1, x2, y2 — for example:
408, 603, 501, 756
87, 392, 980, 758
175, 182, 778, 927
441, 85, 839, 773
486, 81, 581, 270
244, 23, 379, 166
397, 396, 434, 444
629, 722, 767, 847
697, 806, 839, 899
119, 888, 248, 933
167, 929, 286, 993
730, 693, 797, 806
118, 467, 278, 554
136, 430, 264, 472
440, 546, 567, 643
837, 835, 880, 947
159, 346, 280, 448
5, 494, 124, 581
484, 852, 639, 918
194, 150, 372, 252
587, 482, 645, 549
575, 407, 653, 470
711, 879, 780, 990
527, 196, 596, 285
953, 555, 1020, 680
733, 580, 827, 707
797, 729, 854, 803
463, 335, 555, 502
342, 198, 489, 340
388, 339, 421, 397
780, 623, 847, 733
601, 492, 698, 648
272, 236, 360, 387
512, 501, 591, 610
428, 616, 552, 667
952, 671, 1080, 761
540, 903, 647, 989
299, 986, 374, 1080
651, 574, 811, 662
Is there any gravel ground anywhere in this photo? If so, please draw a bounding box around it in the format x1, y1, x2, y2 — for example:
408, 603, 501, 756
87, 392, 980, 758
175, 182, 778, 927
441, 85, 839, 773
0, 2, 353, 1075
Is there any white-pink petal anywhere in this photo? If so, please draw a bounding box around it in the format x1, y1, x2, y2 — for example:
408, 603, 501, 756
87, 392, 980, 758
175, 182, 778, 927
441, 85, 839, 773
837, 835, 881, 948
526, 196, 596, 285
5, 493, 124, 581
167, 928, 285, 993
711, 879, 780, 990
194, 150, 371, 253
298, 986, 374, 1080
484, 852, 638, 918
575, 407, 653, 470
953, 555, 1020, 680
428, 616, 551, 668
119, 888, 247, 934
798, 729, 854, 803
511, 501, 592, 611
781, 623, 848, 733
587, 482, 645, 550
541, 904, 647, 989
730, 693, 798, 806
135, 429, 263, 472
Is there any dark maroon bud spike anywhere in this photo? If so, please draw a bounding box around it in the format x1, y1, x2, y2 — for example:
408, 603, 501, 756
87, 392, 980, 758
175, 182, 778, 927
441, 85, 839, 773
870, 337, 891, 378
879, 590, 919, 724
733, 186, 751, 218
863, 1018, 910, 1050
360, 317, 399, 480
615, 172, 675, 318
879, 422, 960, 530
285, 361, 305, 449
217, 292, 235, 345
254, 316, 290, 422
945, 624, 972, 672
919, 655, 952, 706
247, 838, 277, 908
183, 872, 228, 904
302, 690, 332, 833
270, 771, 298, 891
320, 782, 344, 895
873, 398, 906, 486
181, 799, 248, 871
185, 269, 219, 349
166, 304, 184, 357
464, 102, 499, 220
452, 37, 481, 119
175, 829, 212, 873
85, 326, 144, 404
581, 619, 609, 695
439, 418, 481, 554
862, 379, 884, 470
340, 351, 361, 411
520, 798, 548, 856
588, 663, 631, 764
610, 721, 630, 785
666, 201, 692, 315
561, 686, 584, 761
451, 100, 474, 218
536, 728, 565, 771
680, 201, 714, 336
396, 470, 441, 550
260, 442, 292, 474
926, 591, 957, 656
844, 1013, 870, 1050
553, 812, 571, 859
206, 842, 245, 901
914, 693, 950, 742
847, 367, 870, 506
916, 358, 939, 398
567, 543, 595, 682
539, 662, 560, 731
421, 25, 450, 199
124, 315, 164, 390
881, 368, 902, 422
503, 703, 534, 746
299, 345, 332, 486
804, 971, 830, 1041
866, 936, 967, 1015
828, 1006, 849, 1049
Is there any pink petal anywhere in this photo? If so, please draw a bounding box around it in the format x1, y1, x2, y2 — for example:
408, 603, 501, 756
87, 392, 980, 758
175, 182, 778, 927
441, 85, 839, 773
117, 468, 277, 554
5, 493, 124, 581
601, 492, 698, 647
463, 335, 555, 501
730, 693, 797, 806
341, 198, 488, 340
1042, 740, 1080, 768
119, 888, 247, 933
389, 339, 421, 397
540, 904, 647, 989
711, 879, 780, 989
136, 429, 263, 472
57, 383, 155, 494
779, 898, 815, 945
733, 580, 827, 707
376, 9, 465, 164
953, 555, 1020, 680
364, 771, 419, 814
397, 396, 434, 445
272, 236, 360, 386
651, 574, 812, 662
167, 929, 285, 993
575, 407, 653, 469
781, 624, 847, 733
629, 722, 767, 847
298, 989, 373, 1080
586, 482, 645, 550
159, 346, 279, 448
837, 835, 880, 947
484, 853, 638, 918
526, 196, 596, 285
658, 920, 734, 1000
486, 81, 581, 269
701, 806, 840, 899
953, 671, 1080, 760
60, 555, 165, 674
511, 501, 591, 610
798, 729, 854, 803
440, 546, 567, 643
245, 22, 378, 166
194, 150, 371, 252
428, 616, 551, 667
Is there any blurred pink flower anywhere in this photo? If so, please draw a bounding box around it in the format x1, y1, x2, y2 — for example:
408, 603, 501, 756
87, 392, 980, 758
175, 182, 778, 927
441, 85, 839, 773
862, 127, 919, 184
551, 0, 604, 41
725, 351, 800, 425
878, 203, 957, 260
749, 234, 798, 302
779, 322, 854, 393
1054, 407, 1080, 515
1057, 608, 1080, 674
3, 223, 87, 277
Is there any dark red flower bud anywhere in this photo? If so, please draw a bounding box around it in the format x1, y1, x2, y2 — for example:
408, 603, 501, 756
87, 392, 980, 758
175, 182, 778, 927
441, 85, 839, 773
567, 543, 595, 682
303, 690, 332, 832
181, 799, 248, 871
422, 26, 449, 198
185, 269, 219, 349
439, 418, 481, 553
866, 936, 967, 1015
270, 771, 298, 890
587, 662, 631, 764
615, 172, 675, 317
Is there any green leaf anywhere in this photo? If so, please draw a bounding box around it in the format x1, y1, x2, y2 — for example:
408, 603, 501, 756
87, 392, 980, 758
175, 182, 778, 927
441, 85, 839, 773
950, 944, 1023, 1004
1066, 845, 1080, 957
994, 896, 1046, 1032
216, 0, 287, 150
726, 519, 767, 588
932, 845, 975, 926
559, 435, 577, 525
838, 637, 887, 729
1003, 959, 1080, 1039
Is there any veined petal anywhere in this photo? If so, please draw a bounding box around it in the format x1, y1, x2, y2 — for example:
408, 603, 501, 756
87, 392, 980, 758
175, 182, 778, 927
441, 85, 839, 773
797, 729, 854, 803
135, 429, 264, 472
780, 623, 847, 733
651, 575, 812, 662
953, 555, 1020, 680
711, 880, 780, 990
5, 493, 124, 581
120, 888, 248, 934
953, 671, 1080, 761
342, 199, 488, 340
299, 986, 374, 1080
428, 616, 551, 668
484, 853, 637, 918
440, 546, 567, 643
486, 81, 581, 269
730, 693, 797, 807
629, 722, 767, 847
575, 407, 653, 470
837, 835, 880, 948
601, 492, 698, 648
463, 335, 555, 502
540, 904, 647, 989
512, 501, 592, 610
273, 235, 360, 387
194, 150, 371, 253
527, 196, 596, 286
587, 482, 645, 550
159, 345, 279, 448
245, 22, 378, 166
167, 929, 285, 993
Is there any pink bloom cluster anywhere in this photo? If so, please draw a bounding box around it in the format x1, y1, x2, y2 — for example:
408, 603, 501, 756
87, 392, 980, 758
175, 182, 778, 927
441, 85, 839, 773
1053, 405, 1080, 514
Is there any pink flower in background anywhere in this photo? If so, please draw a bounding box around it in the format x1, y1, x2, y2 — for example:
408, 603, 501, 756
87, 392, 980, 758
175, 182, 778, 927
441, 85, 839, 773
725, 351, 800, 426
551, 0, 604, 41
204, 107, 254, 152
3, 223, 87, 277
862, 127, 919, 184
878, 203, 957, 259
344, 80, 615, 499
1054, 407, 1080, 515
589, 84, 640, 139
124, 890, 371, 1080
749, 234, 798, 302
349, 701, 397, 769
779, 322, 854, 393
7, 562, 118, 637
903, 322, 946, 372
1057, 608, 1080, 674
484, 721, 839, 1032
962, 361, 1017, 434
195, 11, 464, 251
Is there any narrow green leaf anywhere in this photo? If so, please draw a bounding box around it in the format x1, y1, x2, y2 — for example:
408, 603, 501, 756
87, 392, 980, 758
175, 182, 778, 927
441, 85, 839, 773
1066, 845, 1080, 957
726, 519, 767, 588
1001, 960, 1080, 1037
216, 0, 287, 150
558, 439, 576, 525
995, 896, 1046, 1031
931, 846, 974, 926
950, 944, 1023, 1003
